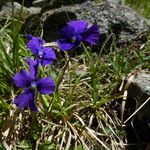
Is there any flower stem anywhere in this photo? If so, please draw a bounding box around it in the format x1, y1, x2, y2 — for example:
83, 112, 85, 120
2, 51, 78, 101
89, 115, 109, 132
55, 52, 70, 93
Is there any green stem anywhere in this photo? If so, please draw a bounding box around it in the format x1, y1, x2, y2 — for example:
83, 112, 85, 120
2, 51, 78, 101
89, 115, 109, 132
55, 53, 70, 93
81, 43, 98, 103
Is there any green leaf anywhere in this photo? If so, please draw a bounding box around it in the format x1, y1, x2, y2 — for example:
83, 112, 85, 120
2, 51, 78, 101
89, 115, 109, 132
39, 141, 56, 150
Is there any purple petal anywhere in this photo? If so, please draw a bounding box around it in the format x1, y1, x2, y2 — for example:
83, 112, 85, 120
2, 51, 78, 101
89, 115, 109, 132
26, 57, 39, 79
81, 24, 99, 45
37, 77, 55, 94
13, 69, 32, 89
57, 39, 74, 51
26, 34, 33, 40
38, 47, 56, 66
67, 20, 88, 33
43, 47, 56, 60
14, 89, 38, 112
71, 37, 82, 50
27, 36, 44, 55
59, 26, 74, 39
28, 97, 38, 112
41, 59, 54, 66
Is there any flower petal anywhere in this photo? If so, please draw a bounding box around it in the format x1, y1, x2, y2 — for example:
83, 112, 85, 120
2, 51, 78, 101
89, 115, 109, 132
57, 39, 74, 51
37, 77, 55, 94
59, 26, 74, 39
67, 20, 88, 33
13, 69, 32, 89
27, 36, 44, 55
28, 97, 38, 112
14, 89, 38, 112
43, 47, 56, 60
26, 34, 33, 40
41, 60, 52, 66
38, 47, 56, 66
26, 57, 39, 79
81, 24, 99, 45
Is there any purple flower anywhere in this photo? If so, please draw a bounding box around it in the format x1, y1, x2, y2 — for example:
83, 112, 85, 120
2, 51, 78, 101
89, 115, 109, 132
13, 58, 55, 112
27, 35, 56, 66
57, 20, 99, 51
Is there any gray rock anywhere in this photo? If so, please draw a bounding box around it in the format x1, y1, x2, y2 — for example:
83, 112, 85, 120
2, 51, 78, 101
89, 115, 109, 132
32, 0, 49, 7
0, 2, 41, 19
0, 0, 10, 8
32, 0, 88, 8
127, 71, 150, 122
106, 0, 123, 5
14, 0, 34, 7
41, 0, 149, 46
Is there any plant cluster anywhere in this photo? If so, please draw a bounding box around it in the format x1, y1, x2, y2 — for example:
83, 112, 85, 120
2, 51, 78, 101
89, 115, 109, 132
13, 20, 99, 112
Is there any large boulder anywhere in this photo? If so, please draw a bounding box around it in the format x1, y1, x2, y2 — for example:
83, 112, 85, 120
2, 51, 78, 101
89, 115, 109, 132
14, 0, 88, 8
0, 2, 41, 19
127, 71, 150, 122
0, 0, 9, 9
1, 0, 149, 48
40, 0, 149, 46
35, 0, 88, 8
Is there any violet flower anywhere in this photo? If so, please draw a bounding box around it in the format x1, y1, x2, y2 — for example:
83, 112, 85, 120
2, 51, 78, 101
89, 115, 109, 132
13, 58, 55, 112
27, 35, 56, 66
57, 20, 99, 51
